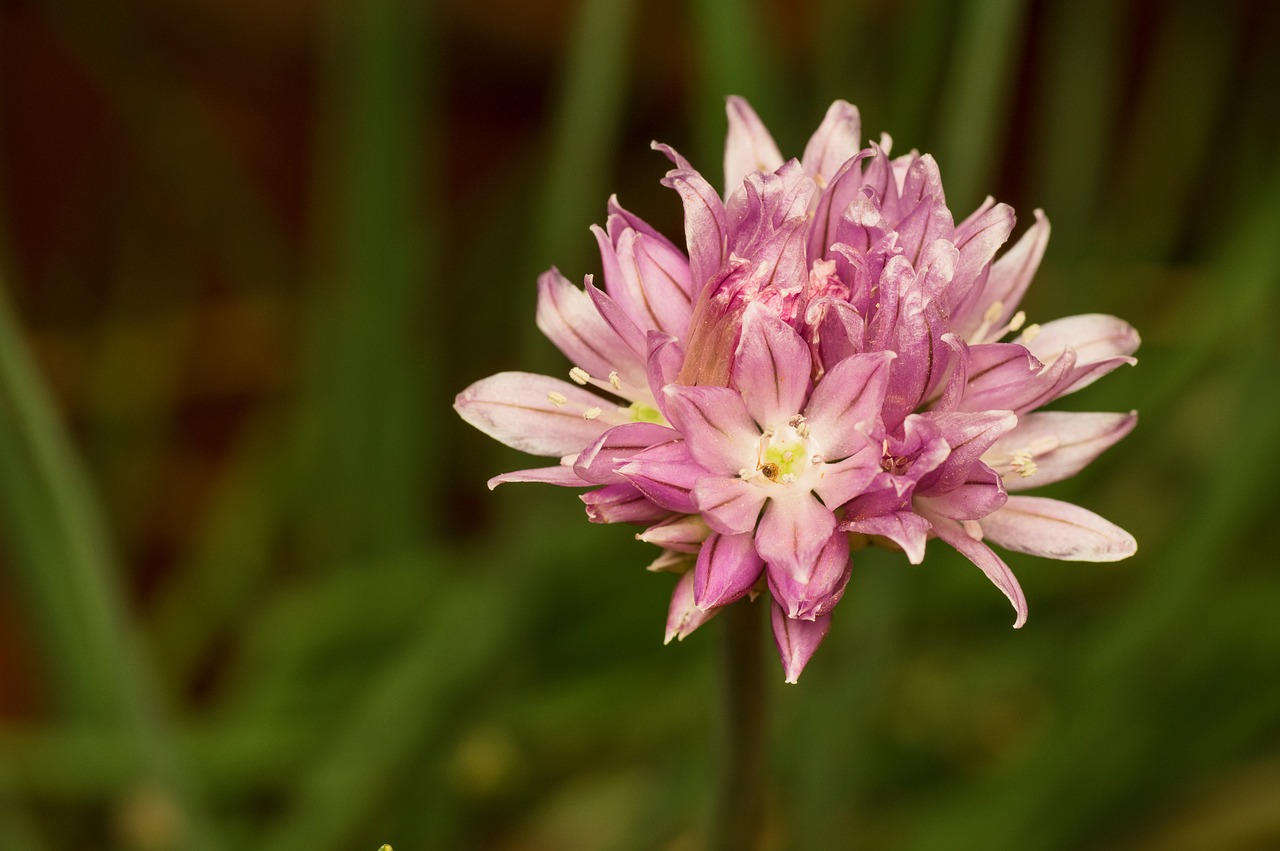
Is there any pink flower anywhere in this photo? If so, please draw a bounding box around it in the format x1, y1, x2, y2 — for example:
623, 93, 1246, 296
455, 97, 1138, 682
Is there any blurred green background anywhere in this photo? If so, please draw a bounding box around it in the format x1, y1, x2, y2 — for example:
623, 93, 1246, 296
0, 0, 1278, 848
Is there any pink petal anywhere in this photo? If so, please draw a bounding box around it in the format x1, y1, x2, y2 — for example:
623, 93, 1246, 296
638, 514, 712, 553
535, 269, 648, 390
661, 385, 759, 476
924, 508, 1028, 628
771, 601, 831, 683
1021, 314, 1140, 366
802, 351, 894, 461
843, 510, 931, 564
767, 529, 851, 620
693, 475, 768, 536
487, 465, 587, 490
724, 96, 784, 196
732, 302, 812, 428
580, 483, 670, 525
754, 492, 838, 580
806, 296, 866, 377
988, 411, 1137, 491
807, 150, 871, 263
694, 531, 766, 610
617, 440, 702, 514
660, 167, 727, 298
916, 410, 1018, 495
801, 99, 862, 186
455, 372, 623, 457
956, 209, 1050, 340
948, 201, 1015, 308
666, 570, 718, 643
979, 496, 1137, 562
810, 450, 880, 510
574, 422, 681, 484
914, 462, 1008, 520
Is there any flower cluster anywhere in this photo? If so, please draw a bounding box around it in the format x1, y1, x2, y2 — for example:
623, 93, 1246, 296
456, 98, 1138, 681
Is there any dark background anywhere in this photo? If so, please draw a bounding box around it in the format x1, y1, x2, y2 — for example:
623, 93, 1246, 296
1, 0, 1278, 848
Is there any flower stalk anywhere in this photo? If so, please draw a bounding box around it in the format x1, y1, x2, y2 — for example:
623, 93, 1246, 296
711, 599, 768, 851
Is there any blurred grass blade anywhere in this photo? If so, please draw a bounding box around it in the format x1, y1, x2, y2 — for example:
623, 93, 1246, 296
0, 278, 219, 848
935, 0, 1031, 209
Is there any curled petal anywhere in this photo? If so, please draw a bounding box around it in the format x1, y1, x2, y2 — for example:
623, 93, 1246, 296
638, 514, 711, 553
666, 570, 718, 643
580, 483, 670, 525
843, 510, 931, 564
694, 532, 766, 610
574, 422, 681, 484
661, 168, 727, 297
767, 529, 851, 620
914, 462, 1008, 520
771, 601, 831, 683
801, 99, 862, 187
693, 475, 768, 536
455, 372, 624, 457
733, 302, 812, 428
924, 508, 1028, 628
917, 410, 1018, 495
980, 496, 1137, 562
617, 440, 703, 514
724, 96, 784, 196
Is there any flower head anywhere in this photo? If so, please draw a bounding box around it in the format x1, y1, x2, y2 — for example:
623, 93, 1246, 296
455, 97, 1138, 682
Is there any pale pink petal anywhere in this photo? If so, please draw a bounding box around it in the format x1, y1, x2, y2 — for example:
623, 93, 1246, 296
767, 529, 851, 620
661, 385, 759, 476
455, 372, 624, 457
580, 483, 669, 524
535, 269, 648, 390
574, 422, 681, 484
633, 232, 695, 330
666, 570, 718, 643
771, 601, 831, 683
1020, 314, 1140, 366
980, 496, 1137, 562
584, 279, 649, 369
754, 492, 837, 580
916, 410, 1018, 495
694, 531, 766, 610
843, 510, 931, 564
807, 150, 871, 263
487, 465, 587, 490
949, 201, 1015, 306
914, 462, 1007, 520
801, 99, 861, 186
660, 167, 727, 297
924, 509, 1028, 628
955, 209, 1049, 340
693, 475, 768, 536
810, 450, 880, 509
988, 411, 1137, 491
732, 302, 812, 428
802, 351, 894, 460
724, 96, 784, 196
637, 514, 711, 553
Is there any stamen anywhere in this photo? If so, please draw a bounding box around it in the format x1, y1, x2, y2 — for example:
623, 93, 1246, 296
547, 391, 568, 407
569, 367, 590, 385
608, 371, 621, 390
1020, 323, 1042, 344
1006, 310, 1026, 333
788, 414, 806, 427
583, 406, 602, 420
1010, 449, 1038, 478
810, 454, 824, 465
738, 468, 752, 479
779, 473, 797, 484
796, 422, 811, 438
983, 301, 1004, 324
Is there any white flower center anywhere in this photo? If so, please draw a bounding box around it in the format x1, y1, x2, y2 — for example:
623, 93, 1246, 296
739, 415, 823, 490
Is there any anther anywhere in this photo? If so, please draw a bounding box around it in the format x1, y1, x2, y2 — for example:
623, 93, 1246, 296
583, 406, 602, 420
569, 367, 590, 385
738, 468, 752, 479
983, 301, 1004, 324
608, 371, 621, 390
788, 414, 806, 427
796, 422, 811, 438
780, 473, 797, 484
1007, 311, 1026, 333
547, 391, 568, 407
1020, 323, 1042, 344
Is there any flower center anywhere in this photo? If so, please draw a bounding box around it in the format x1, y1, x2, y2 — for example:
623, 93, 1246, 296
740, 416, 822, 487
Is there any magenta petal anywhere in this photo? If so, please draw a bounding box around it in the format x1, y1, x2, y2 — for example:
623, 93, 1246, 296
980, 496, 1137, 562
803, 351, 894, 460
574, 422, 681, 484
767, 529, 851, 620
580, 483, 669, 525
771, 601, 831, 683
666, 570, 718, 643
917, 410, 1018, 495
925, 510, 1028, 628
801, 99, 861, 185
694, 532, 766, 610
454, 372, 623, 457
662, 167, 727, 296
732, 302, 812, 427
807, 297, 866, 377
488, 465, 587, 490
755, 493, 838, 580
693, 475, 768, 536
662, 385, 759, 476
724, 96, 784, 196
843, 510, 931, 564
914, 462, 1008, 520
617, 440, 703, 514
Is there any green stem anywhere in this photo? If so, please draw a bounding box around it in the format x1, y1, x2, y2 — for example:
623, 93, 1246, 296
710, 599, 768, 851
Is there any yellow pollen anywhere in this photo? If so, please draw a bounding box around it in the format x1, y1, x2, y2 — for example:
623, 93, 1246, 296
583, 406, 602, 420
1007, 310, 1026, 332
547, 391, 568, 407
608, 371, 621, 390
569, 367, 590, 385
1021, 323, 1042, 344
1010, 449, 1038, 478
